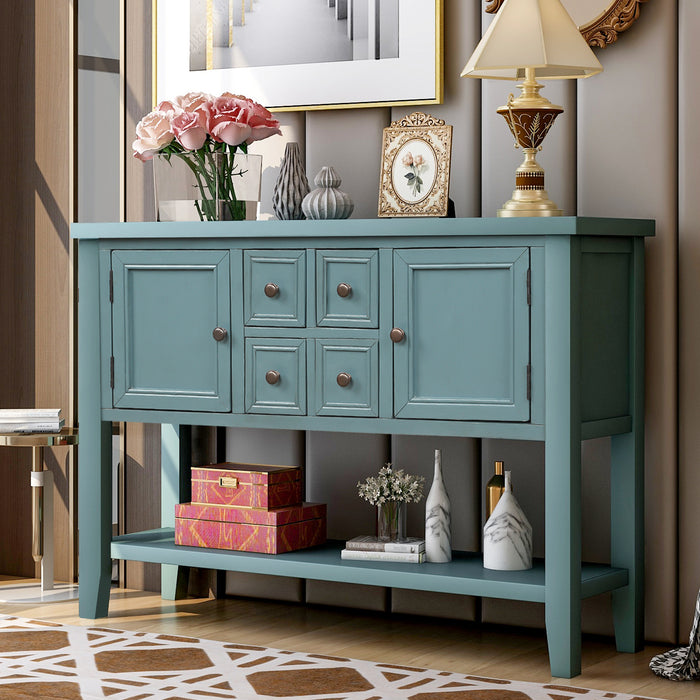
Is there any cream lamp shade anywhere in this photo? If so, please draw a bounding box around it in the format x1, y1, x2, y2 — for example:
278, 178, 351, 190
461, 0, 602, 217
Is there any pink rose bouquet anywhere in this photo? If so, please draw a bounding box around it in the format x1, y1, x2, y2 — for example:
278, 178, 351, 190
133, 91, 281, 220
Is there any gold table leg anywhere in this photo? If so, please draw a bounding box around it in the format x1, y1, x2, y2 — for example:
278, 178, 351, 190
31, 446, 43, 563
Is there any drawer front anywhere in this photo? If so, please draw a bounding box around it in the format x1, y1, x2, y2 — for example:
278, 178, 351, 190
393, 247, 530, 421
111, 249, 231, 412
314, 339, 379, 417
244, 250, 305, 327
245, 338, 306, 415
316, 250, 379, 328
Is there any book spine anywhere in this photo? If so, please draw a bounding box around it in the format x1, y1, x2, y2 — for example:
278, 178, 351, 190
341, 549, 425, 563
0, 423, 62, 432
0, 410, 61, 419
345, 540, 425, 554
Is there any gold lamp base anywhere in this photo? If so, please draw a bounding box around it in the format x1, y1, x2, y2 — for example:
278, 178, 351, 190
496, 71, 564, 218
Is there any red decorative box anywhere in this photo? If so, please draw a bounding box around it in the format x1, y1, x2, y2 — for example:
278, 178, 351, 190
174, 502, 326, 554
191, 463, 302, 509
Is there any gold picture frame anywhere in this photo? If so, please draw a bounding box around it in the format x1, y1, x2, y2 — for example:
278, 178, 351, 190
485, 0, 648, 48
378, 112, 452, 218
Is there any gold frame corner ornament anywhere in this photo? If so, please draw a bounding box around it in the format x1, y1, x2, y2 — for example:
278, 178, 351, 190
485, 0, 649, 48
378, 112, 453, 219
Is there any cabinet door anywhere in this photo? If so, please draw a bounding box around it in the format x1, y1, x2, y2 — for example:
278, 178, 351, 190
112, 250, 231, 411
393, 248, 530, 421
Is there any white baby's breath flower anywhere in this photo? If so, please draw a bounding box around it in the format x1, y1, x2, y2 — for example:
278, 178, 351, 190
357, 463, 425, 506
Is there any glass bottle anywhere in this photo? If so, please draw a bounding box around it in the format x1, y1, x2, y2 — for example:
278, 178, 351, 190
485, 460, 505, 519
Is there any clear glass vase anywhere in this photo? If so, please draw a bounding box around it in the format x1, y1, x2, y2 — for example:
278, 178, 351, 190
377, 501, 407, 542
153, 151, 262, 222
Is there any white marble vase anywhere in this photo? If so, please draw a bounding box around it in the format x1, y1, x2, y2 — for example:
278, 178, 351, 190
483, 470, 533, 571
425, 448, 451, 562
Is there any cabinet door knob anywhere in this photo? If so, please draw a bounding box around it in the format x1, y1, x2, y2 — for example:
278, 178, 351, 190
390, 327, 405, 343
265, 370, 281, 385
212, 327, 228, 342
336, 282, 352, 298
264, 283, 280, 298
336, 372, 352, 387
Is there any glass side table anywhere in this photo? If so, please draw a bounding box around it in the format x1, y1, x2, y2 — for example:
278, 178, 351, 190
0, 427, 79, 603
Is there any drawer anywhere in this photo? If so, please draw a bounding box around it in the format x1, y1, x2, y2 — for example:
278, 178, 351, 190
314, 339, 379, 417
245, 338, 306, 415
316, 249, 378, 328
244, 250, 305, 327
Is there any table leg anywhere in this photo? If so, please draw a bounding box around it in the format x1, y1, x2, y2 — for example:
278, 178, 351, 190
31, 446, 43, 564
544, 236, 582, 678
161, 423, 192, 600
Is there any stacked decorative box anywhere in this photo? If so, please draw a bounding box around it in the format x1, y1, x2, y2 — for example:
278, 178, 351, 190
175, 463, 326, 554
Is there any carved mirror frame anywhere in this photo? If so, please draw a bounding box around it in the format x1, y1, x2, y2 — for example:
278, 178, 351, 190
485, 0, 649, 48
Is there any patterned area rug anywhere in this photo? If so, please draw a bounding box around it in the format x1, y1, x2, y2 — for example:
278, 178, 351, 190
0, 615, 660, 700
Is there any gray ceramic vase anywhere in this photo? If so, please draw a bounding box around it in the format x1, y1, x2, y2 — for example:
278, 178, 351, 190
272, 142, 310, 220
301, 167, 354, 220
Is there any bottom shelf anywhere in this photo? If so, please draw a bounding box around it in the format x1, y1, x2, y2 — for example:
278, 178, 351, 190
111, 529, 628, 603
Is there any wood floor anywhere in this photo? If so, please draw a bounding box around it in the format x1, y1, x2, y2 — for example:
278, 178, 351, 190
0, 577, 688, 699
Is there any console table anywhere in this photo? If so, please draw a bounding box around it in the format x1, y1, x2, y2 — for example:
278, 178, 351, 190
73, 216, 653, 678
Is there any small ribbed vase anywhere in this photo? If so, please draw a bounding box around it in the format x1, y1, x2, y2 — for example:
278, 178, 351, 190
301, 166, 354, 220
272, 142, 310, 220
425, 448, 451, 563
483, 471, 533, 571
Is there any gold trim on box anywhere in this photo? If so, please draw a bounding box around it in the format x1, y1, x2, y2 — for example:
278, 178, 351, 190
218, 476, 239, 488
485, 0, 648, 48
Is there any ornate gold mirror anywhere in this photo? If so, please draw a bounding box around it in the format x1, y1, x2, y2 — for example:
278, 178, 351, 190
485, 0, 648, 48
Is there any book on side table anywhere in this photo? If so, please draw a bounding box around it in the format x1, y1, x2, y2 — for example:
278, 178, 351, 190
341, 536, 426, 563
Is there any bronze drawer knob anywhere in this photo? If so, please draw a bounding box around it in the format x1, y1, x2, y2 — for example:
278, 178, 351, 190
212, 327, 228, 342
336, 282, 352, 298
336, 372, 352, 387
264, 283, 280, 298
265, 370, 281, 385
390, 327, 405, 343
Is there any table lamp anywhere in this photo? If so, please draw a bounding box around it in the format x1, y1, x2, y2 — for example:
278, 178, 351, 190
461, 0, 602, 217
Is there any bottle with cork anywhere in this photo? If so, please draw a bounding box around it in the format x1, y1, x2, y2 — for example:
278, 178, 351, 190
485, 460, 506, 519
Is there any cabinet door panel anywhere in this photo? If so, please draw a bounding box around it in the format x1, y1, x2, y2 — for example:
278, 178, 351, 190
112, 250, 231, 411
393, 248, 530, 421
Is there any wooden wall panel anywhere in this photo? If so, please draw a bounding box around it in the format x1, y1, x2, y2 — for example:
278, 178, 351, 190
678, 0, 700, 641
0, 3, 36, 578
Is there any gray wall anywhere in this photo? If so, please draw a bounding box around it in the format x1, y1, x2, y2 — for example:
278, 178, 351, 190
77, 0, 694, 644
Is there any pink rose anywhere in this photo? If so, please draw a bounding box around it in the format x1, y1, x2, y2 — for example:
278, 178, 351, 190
245, 99, 282, 143
207, 94, 252, 146
176, 92, 212, 121
402, 152, 413, 167
132, 110, 174, 161
172, 111, 207, 151
156, 99, 183, 119
414, 154, 424, 166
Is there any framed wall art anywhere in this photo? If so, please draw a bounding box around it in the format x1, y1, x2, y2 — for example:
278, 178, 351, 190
154, 0, 443, 111
378, 112, 452, 218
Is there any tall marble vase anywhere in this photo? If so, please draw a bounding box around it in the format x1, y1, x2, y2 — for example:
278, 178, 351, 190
425, 448, 451, 563
483, 471, 533, 571
272, 142, 310, 220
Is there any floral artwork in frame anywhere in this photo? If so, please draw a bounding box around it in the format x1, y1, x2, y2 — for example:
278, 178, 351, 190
378, 112, 452, 218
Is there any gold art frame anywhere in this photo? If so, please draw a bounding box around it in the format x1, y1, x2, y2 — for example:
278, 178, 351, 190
378, 112, 452, 218
485, 0, 649, 48
154, 0, 444, 112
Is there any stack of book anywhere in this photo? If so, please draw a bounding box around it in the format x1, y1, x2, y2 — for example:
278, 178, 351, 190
341, 536, 426, 563
0, 409, 64, 434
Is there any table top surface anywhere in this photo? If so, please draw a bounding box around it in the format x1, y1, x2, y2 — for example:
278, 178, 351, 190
0, 427, 78, 447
